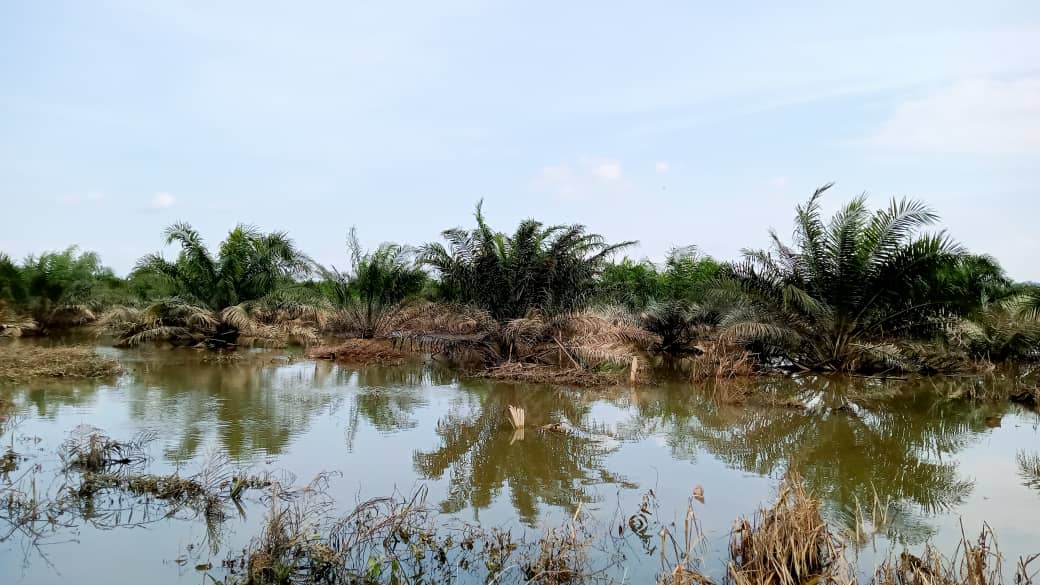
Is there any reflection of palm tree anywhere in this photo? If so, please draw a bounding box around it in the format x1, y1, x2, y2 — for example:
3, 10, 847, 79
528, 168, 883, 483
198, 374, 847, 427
342, 364, 460, 450
121, 354, 343, 462
616, 377, 1005, 545
413, 380, 633, 525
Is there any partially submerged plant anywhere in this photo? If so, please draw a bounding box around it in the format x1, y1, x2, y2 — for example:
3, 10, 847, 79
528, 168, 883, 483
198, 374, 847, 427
728, 473, 849, 585
59, 426, 155, 473
872, 523, 1004, 585
0, 345, 121, 383
1018, 450, 1040, 491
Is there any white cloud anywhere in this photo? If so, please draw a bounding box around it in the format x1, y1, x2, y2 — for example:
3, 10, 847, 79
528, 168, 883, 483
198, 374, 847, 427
655, 161, 670, 174
535, 157, 629, 200
768, 176, 788, 189
868, 78, 1040, 157
151, 192, 176, 209
592, 159, 622, 182
535, 165, 579, 198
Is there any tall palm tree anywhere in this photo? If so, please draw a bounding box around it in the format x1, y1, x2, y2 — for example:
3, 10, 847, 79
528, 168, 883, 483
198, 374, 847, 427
723, 184, 966, 372
318, 227, 428, 338
420, 201, 635, 320
108, 222, 315, 346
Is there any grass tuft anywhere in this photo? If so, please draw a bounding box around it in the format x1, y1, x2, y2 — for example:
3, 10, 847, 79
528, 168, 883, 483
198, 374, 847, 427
0, 344, 121, 383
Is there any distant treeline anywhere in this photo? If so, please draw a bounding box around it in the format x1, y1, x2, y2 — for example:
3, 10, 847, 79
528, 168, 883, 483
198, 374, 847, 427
2, 186, 1038, 374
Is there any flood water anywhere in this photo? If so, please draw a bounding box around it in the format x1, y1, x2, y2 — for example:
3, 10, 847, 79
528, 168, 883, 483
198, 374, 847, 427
1, 344, 1038, 584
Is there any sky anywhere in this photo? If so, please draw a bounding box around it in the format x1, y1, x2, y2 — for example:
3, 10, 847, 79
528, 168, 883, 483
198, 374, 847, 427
1, 1, 1038, 280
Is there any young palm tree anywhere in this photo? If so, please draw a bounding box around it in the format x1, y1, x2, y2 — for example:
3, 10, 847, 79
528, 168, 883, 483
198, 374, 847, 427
318, 227, 428, 338
420, 201, 635, 320
723, 184, 966, 372
19, 247, 125, 328
110, 222, 316, 346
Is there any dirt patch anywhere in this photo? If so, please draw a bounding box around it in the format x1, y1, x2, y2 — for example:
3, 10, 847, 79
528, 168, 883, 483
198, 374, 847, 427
306, 338, 409, 365
0, 344, 121, 383
475, 362, 619, 387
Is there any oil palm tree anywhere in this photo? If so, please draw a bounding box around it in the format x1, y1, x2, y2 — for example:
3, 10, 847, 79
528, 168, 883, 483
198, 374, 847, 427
318, 227, 428, 338
108, 222, 316, 346
19, 247, 125, 329
420, 201, 635, 320
723, 184, 966, 372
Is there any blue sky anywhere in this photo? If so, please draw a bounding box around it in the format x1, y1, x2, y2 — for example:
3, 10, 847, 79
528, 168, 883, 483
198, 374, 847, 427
2, 1, 1038, 280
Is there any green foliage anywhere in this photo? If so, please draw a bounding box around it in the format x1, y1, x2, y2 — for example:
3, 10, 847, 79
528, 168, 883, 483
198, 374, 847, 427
0, 253, 27, 306
116, 223, 316, 345
420, 201, 634, 321
598, 247, 723, 352
723, 184, 969, 372
944, 298, 1040, 361
318, 227, 428, 338
14, 247, 127, 327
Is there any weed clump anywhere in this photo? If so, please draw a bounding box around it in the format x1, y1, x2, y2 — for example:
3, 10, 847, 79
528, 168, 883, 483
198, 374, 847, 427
0, 344, 121, 383
872, 524, 1006, 585
728, 474, 849, 585
60, 425, 154, 472
477, 362, 618, 387
306, 339, 408, 365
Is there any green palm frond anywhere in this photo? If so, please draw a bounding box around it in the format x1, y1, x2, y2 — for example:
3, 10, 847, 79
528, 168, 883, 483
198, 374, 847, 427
720, 185, 985, 372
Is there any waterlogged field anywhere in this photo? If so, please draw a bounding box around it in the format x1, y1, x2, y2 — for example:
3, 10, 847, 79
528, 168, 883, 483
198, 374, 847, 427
1, 345, 1039, 584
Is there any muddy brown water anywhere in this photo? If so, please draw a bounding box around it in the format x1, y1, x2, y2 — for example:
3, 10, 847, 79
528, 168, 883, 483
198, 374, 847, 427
1, 343, 1038, 583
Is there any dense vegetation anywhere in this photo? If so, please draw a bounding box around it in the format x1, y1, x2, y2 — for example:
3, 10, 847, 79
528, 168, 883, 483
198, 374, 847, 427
2, 188, 1038, 374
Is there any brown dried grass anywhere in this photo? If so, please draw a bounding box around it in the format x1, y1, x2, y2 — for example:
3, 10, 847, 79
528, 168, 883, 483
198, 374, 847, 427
690, 341, 756, 382
476, 362, 618, 387
728, 473, 851, 585
0, 344, 121, 383
306, 339, 409, 366
871, 523, 1011, 585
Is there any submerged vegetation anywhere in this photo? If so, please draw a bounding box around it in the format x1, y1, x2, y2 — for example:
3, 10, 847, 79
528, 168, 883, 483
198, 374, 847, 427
7, 420, 1036, 585
1, 186, 1037, 377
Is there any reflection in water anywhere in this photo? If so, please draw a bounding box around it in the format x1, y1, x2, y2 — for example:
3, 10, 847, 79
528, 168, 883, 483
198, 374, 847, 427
413, 381, 635, 525
613, 376, 1014, 544
2, 346, 1037, 578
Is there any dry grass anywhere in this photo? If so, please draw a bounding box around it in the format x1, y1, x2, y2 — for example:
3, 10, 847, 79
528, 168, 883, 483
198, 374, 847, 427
728, 474, 850, 585
476, 362, 618, 387
60, 425, 154, 472
872, 524, 1005, 585
0, 344, 121, 383
690, 341, 756, 382
1018, 450, 1040, 491
306, 338, 409, 365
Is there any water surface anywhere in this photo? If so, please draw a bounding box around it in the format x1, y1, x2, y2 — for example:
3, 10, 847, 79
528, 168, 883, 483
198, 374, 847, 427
1, 345, 1038, 583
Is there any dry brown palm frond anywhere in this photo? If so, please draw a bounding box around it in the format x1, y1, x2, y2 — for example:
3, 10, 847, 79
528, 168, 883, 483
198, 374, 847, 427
124, 325, 198, 346
393, 301, 497, 336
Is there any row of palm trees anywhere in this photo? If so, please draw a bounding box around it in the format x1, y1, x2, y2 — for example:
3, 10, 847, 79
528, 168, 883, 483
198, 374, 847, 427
2, 186, 1038, 372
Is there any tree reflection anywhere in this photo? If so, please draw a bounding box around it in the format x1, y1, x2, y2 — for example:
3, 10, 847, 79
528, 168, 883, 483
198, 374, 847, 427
120, 355, 344, 462
413, 380, 634, 525
616, 375, 1010, 545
